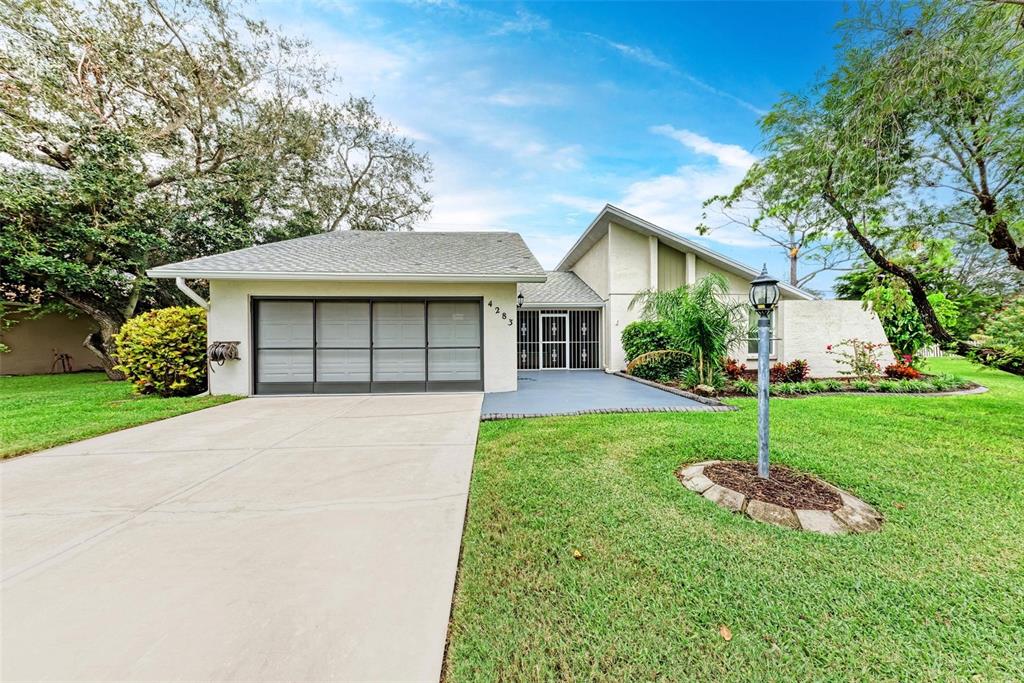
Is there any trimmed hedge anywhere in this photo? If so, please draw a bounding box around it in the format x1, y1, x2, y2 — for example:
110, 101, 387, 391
114, 306, 208, 397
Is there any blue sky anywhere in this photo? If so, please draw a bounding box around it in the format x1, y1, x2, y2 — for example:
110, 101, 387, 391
256, 0, 849, 292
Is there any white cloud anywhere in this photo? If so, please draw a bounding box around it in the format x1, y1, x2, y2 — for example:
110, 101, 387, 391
585, 33, 768, 116
465, 122, 584, 172
420, 188, 527, 231
491, 7, 550, 35
549, 193, 605, 214
390, 122, 436, 144
520, 231, 579, 269
677, 74, 769, 117
616, 128, 763, 247
485, 84, 567, 108
584, 33, 673, 71
650, 125, 757, 169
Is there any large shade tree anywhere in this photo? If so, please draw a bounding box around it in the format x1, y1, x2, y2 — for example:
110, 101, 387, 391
717, 0, 1023, 347
0, 0, 432, 377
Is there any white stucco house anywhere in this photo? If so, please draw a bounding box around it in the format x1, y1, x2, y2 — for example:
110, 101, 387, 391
148, 204, 892, 395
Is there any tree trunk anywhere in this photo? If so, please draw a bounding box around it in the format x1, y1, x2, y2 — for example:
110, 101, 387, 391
83, 324, 126, 381
985, 217, 1024, 271
822, 189, 955, 344
789, 248, 800, 287
58, 293, 127, 380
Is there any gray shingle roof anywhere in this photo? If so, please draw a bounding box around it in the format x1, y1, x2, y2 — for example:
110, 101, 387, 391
148, 230, 546, 282
517, 271, 603, 306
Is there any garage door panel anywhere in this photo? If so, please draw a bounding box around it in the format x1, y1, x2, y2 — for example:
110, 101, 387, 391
373, 348, 425, 382
428, 348, 480, 381
428, 302, 480, 347
373, 303, 425, 348
317, 349, 371, 382
317, 302, 370, 347
258, 349, 314, 382
258, 302, 313, 348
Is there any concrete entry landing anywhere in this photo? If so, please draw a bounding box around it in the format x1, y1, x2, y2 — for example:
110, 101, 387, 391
482, 370, 723, 419
1, 393, 482, 682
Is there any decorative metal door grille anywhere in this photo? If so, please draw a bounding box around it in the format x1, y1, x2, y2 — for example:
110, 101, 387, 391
569, 309, 600, 369
517, 308, 600, 370
541, 313, 567, 369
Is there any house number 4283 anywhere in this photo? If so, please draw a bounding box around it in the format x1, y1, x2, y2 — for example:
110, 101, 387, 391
487, 300, 514, 326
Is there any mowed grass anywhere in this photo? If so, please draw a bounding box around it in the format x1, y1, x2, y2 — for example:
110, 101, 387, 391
446, 358, 1024, 682
0, 372, 239, 458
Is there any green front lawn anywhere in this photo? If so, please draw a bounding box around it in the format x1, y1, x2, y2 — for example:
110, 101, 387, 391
446, 358, 1024, 681
0, 372, 239, 459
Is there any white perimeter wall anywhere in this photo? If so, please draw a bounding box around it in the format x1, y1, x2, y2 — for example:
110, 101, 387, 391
779, 300, 896, 377
207, 279, 519, 395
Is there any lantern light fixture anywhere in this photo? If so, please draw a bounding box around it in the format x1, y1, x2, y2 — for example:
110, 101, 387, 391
748, 264, 780, 317
516, 292, 524, 308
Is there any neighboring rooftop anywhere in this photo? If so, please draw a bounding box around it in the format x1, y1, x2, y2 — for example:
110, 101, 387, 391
517, 271, 603, 307
148, 230, 547, 282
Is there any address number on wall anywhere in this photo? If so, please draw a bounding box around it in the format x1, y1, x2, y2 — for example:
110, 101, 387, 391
487, 300, 514, 326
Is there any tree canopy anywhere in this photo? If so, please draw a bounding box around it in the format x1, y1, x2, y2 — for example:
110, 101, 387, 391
717, 0, 1023, 347
0, 0, 432, 375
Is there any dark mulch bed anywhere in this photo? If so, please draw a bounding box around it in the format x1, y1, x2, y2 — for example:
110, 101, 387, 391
703, 462, 842, 510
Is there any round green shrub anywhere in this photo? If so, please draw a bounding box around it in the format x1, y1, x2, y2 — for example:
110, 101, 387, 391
622, 319, 676, 360
114, 306, 208, 397
621, 319, 688, 381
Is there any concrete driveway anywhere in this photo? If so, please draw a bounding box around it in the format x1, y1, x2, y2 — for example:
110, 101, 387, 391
1, 393, 482, 682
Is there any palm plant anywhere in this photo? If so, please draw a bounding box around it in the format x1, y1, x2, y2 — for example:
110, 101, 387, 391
630, 274, 748, 387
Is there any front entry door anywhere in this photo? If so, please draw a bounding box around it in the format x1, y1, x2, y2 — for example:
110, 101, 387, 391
541, 313, 567, 369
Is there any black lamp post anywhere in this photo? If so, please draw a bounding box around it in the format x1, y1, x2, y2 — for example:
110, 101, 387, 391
749, 265, 781, 479
517, 292, 524, 309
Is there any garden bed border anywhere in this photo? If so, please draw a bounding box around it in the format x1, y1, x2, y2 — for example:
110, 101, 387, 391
612, 372, 733, 408
678, 460, 885, 535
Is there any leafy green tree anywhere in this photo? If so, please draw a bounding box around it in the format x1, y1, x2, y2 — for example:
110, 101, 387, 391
0, 0, 432, 377
863, 283, 959, 359
970, 296, 1024, 376
629, 274, 747, 387
720, 0, 1023, 347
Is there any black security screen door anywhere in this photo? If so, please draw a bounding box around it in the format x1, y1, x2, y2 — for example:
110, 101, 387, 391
518, 308, 600, 370
541, 313, 567, 369
253, 298, 482, 394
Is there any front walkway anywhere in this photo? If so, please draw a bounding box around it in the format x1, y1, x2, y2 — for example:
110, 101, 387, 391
482, 370, 726, 419
1, 393, 482, 682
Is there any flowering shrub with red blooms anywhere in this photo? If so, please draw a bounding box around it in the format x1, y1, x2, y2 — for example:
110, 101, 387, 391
785, 359, 810, 382
762, 359, 810, 383
770, 362, 789, 383
724, 357, 747, 379
885, 355, 923, 379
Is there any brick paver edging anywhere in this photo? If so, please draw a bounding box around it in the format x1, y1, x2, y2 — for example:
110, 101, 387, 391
679, 460, 884, 535
482, 404, 733, 421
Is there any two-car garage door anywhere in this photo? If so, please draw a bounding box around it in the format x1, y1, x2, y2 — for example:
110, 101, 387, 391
253, 298, 483, 394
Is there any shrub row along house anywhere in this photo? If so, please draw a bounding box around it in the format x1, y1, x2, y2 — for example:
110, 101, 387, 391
148, 204, 892, 395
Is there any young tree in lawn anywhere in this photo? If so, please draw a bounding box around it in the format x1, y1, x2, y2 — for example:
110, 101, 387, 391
0, 0, 432, 378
